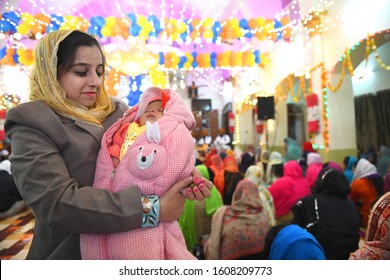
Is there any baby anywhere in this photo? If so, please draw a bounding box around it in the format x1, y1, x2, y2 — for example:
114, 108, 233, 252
80, 87, 197, 259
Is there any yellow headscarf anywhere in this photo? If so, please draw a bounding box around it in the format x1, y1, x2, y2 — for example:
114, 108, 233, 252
30, 30, 114, 127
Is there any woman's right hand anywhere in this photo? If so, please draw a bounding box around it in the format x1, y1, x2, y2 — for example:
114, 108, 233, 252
159, 176, 192, 222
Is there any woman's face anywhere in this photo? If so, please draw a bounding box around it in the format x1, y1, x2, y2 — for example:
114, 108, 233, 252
58, 45, 103, 108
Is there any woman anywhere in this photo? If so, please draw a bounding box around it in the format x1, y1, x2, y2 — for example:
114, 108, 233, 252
264, 151, 284, 187
351, 158, 384, 228
204, 179, 271, 260
349, 192, 390, 259
222, 155, 244, 205
292, 167, 360, 259
343, 155, 357, 185
263, 224, 326, 260
4, 30, 212, 259
305, 152, 323, 189
268, 160, 311, 225
245, 165, 276, 226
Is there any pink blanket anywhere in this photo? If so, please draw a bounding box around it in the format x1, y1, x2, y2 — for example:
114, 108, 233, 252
81, 88, 196, 259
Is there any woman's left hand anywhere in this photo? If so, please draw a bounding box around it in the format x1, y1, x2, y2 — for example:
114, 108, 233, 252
183, 167, 214, 201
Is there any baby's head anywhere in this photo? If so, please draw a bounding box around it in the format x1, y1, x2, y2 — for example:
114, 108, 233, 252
139, 100, 164, 125
135, 87, 170, 125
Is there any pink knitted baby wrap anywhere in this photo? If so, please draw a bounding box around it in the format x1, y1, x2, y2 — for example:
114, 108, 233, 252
80, 88, 196, 259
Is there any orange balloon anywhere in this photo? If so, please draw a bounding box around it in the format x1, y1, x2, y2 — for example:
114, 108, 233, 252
35, 13, 51, 25
248, 18, 258, 29
280, 16, 290, 26
6, 48, 15, 55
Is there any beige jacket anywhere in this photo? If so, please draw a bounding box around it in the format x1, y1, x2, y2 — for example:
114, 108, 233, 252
5, 100, 143, 259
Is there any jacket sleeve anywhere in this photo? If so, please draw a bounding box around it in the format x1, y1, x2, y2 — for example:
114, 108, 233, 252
5, 103, 143, 234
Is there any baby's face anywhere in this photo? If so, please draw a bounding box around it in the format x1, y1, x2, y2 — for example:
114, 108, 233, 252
139, 100, 164, 125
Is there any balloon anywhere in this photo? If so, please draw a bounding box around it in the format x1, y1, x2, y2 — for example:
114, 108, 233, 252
130, 24, 141, 36
50, 14, 64, 25
244, 31, 254, 38
0, 20, 12, 33
46, 23, 60, 33
274, 20, 283, 29
148, 15, 159, 25
177, 21, 187, 33
280, 16, 290, 26
239, 19, 249, 29
248, 18, 258, 29
203, 18, 213, 28
88, 26, 102, 37
2, 11, 20, 24
106, 16, 117, 27
101, 26, 112, 37
35, 13, 51, 25
158, 52, 164, 65
90, 16, 105, 28
203, 29, 213, 39
0, 47, 6, 59
257, 17, 265, 28
127, 13, 137, 25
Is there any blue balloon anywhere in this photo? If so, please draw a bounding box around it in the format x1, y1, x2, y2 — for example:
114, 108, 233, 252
10, 24, 17, 33
2, 11, 20, 24
154, 21, 163, 34
180, 56, 188, 64
210, 52, 217, 59
274, 20, 283, 29
239, 19, 249, 29
148, 15, 159, 24
13, 52, 19, 63
88, 26, 102, 37
191, 61, 198, 68
90, 16, 105, 28
159, 52, 164, 65
210, 58, 217, 68
180, 32, 187, 41
185, 19, 193, 33
0, 47, 6, 59
135, 74, 143, 84
191, 51, 197, 59
131, 24, 141, 36
244, 31, 254, 38
0, 20, 12, 33
127, 13, 137, 25
51, 14, 64, 25
212, 21, 221, 32
46, 23, 59, 33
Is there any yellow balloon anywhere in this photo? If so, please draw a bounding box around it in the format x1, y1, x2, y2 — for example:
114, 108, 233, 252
17, 23, 30, 35
101, 26, 112, 37
203, 29, 213, 39
21, 12, 34, 24
106, 16, 117, 27
177, 21, 187, 33
229, 18, 239, 28
143, 21, 153, 33
257, 17, 265, 28
137, 15, 148, 27
203, 17, 213, 28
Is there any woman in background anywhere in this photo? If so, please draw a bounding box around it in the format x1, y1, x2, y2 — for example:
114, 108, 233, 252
292, 167, 360, 259
349, 192, 390, 259
204, 179, 271, 260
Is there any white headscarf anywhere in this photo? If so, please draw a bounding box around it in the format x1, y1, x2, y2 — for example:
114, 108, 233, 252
307, 152, 322, 165
245, 165, 263, 186
353, 158, 378, 181
0, 159, 12, 175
